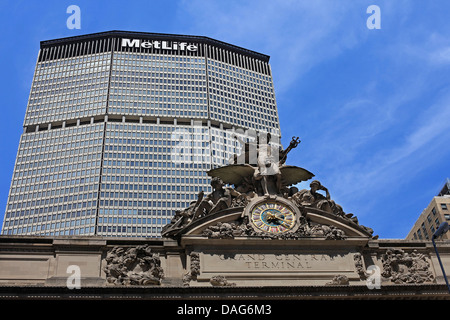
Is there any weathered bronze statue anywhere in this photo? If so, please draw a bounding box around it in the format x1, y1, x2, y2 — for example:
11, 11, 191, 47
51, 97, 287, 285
211, 135, 313, 197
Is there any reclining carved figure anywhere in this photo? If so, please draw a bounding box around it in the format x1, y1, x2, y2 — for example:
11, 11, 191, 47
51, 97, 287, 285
292, 180, 344, 216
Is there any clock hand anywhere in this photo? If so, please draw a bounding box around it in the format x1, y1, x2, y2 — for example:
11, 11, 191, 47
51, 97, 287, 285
266, 215, 280, 224
266, 213, 292, 224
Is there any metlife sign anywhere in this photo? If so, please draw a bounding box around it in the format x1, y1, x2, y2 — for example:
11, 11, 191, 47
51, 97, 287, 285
121, 38, 198, 52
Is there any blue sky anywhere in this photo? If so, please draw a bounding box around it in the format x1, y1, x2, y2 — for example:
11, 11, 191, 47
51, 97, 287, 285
1, 0, 449, 239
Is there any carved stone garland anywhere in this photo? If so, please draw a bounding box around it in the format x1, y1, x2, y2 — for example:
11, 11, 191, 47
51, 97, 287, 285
103, 244, 164, 285
381, 249, 434, 284
182, 252, 200, 286
202, 219, 347, 240
353, 253, 368, 280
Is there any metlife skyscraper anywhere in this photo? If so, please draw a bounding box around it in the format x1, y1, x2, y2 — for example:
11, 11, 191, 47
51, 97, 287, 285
2, 31, 280, 237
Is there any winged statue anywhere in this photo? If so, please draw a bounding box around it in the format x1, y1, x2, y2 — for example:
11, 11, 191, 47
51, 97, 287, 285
207, 136, 314, 196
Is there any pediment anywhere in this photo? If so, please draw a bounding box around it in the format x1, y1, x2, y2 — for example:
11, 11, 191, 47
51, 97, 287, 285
161, 136, 377, 242
162, 195, 375, 241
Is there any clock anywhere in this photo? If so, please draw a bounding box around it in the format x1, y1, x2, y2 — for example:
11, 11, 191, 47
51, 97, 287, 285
249, 200, 298, 234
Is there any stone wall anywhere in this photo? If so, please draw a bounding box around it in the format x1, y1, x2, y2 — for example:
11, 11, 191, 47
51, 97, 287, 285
0, 235, 449, 299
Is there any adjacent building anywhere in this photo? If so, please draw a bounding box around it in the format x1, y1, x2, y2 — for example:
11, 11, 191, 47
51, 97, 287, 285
1, 31, 280, 237
406, 178, 450, 240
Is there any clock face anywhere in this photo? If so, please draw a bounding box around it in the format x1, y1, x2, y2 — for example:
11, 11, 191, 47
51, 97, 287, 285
250, 201, 297, 234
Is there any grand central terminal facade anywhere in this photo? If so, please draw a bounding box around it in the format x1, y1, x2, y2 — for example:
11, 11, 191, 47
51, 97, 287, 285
1, 136, 449, 301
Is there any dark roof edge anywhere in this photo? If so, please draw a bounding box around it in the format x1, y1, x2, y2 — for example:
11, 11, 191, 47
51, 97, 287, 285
40, 30, 270, 62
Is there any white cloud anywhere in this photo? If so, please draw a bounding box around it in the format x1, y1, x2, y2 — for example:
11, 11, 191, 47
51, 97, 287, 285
180, 0, 367, 93
429, 46, 450, 64
325, 89, 450, 207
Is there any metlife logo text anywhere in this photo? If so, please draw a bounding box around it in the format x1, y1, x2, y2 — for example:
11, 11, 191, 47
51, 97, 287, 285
121, 38, 198, 51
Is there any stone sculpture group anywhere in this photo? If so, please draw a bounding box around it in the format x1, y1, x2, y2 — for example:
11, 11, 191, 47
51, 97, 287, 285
162, 134, 373, 238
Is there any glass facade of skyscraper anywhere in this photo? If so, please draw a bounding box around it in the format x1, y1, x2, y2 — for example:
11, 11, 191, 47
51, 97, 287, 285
2, 31, 280, 237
